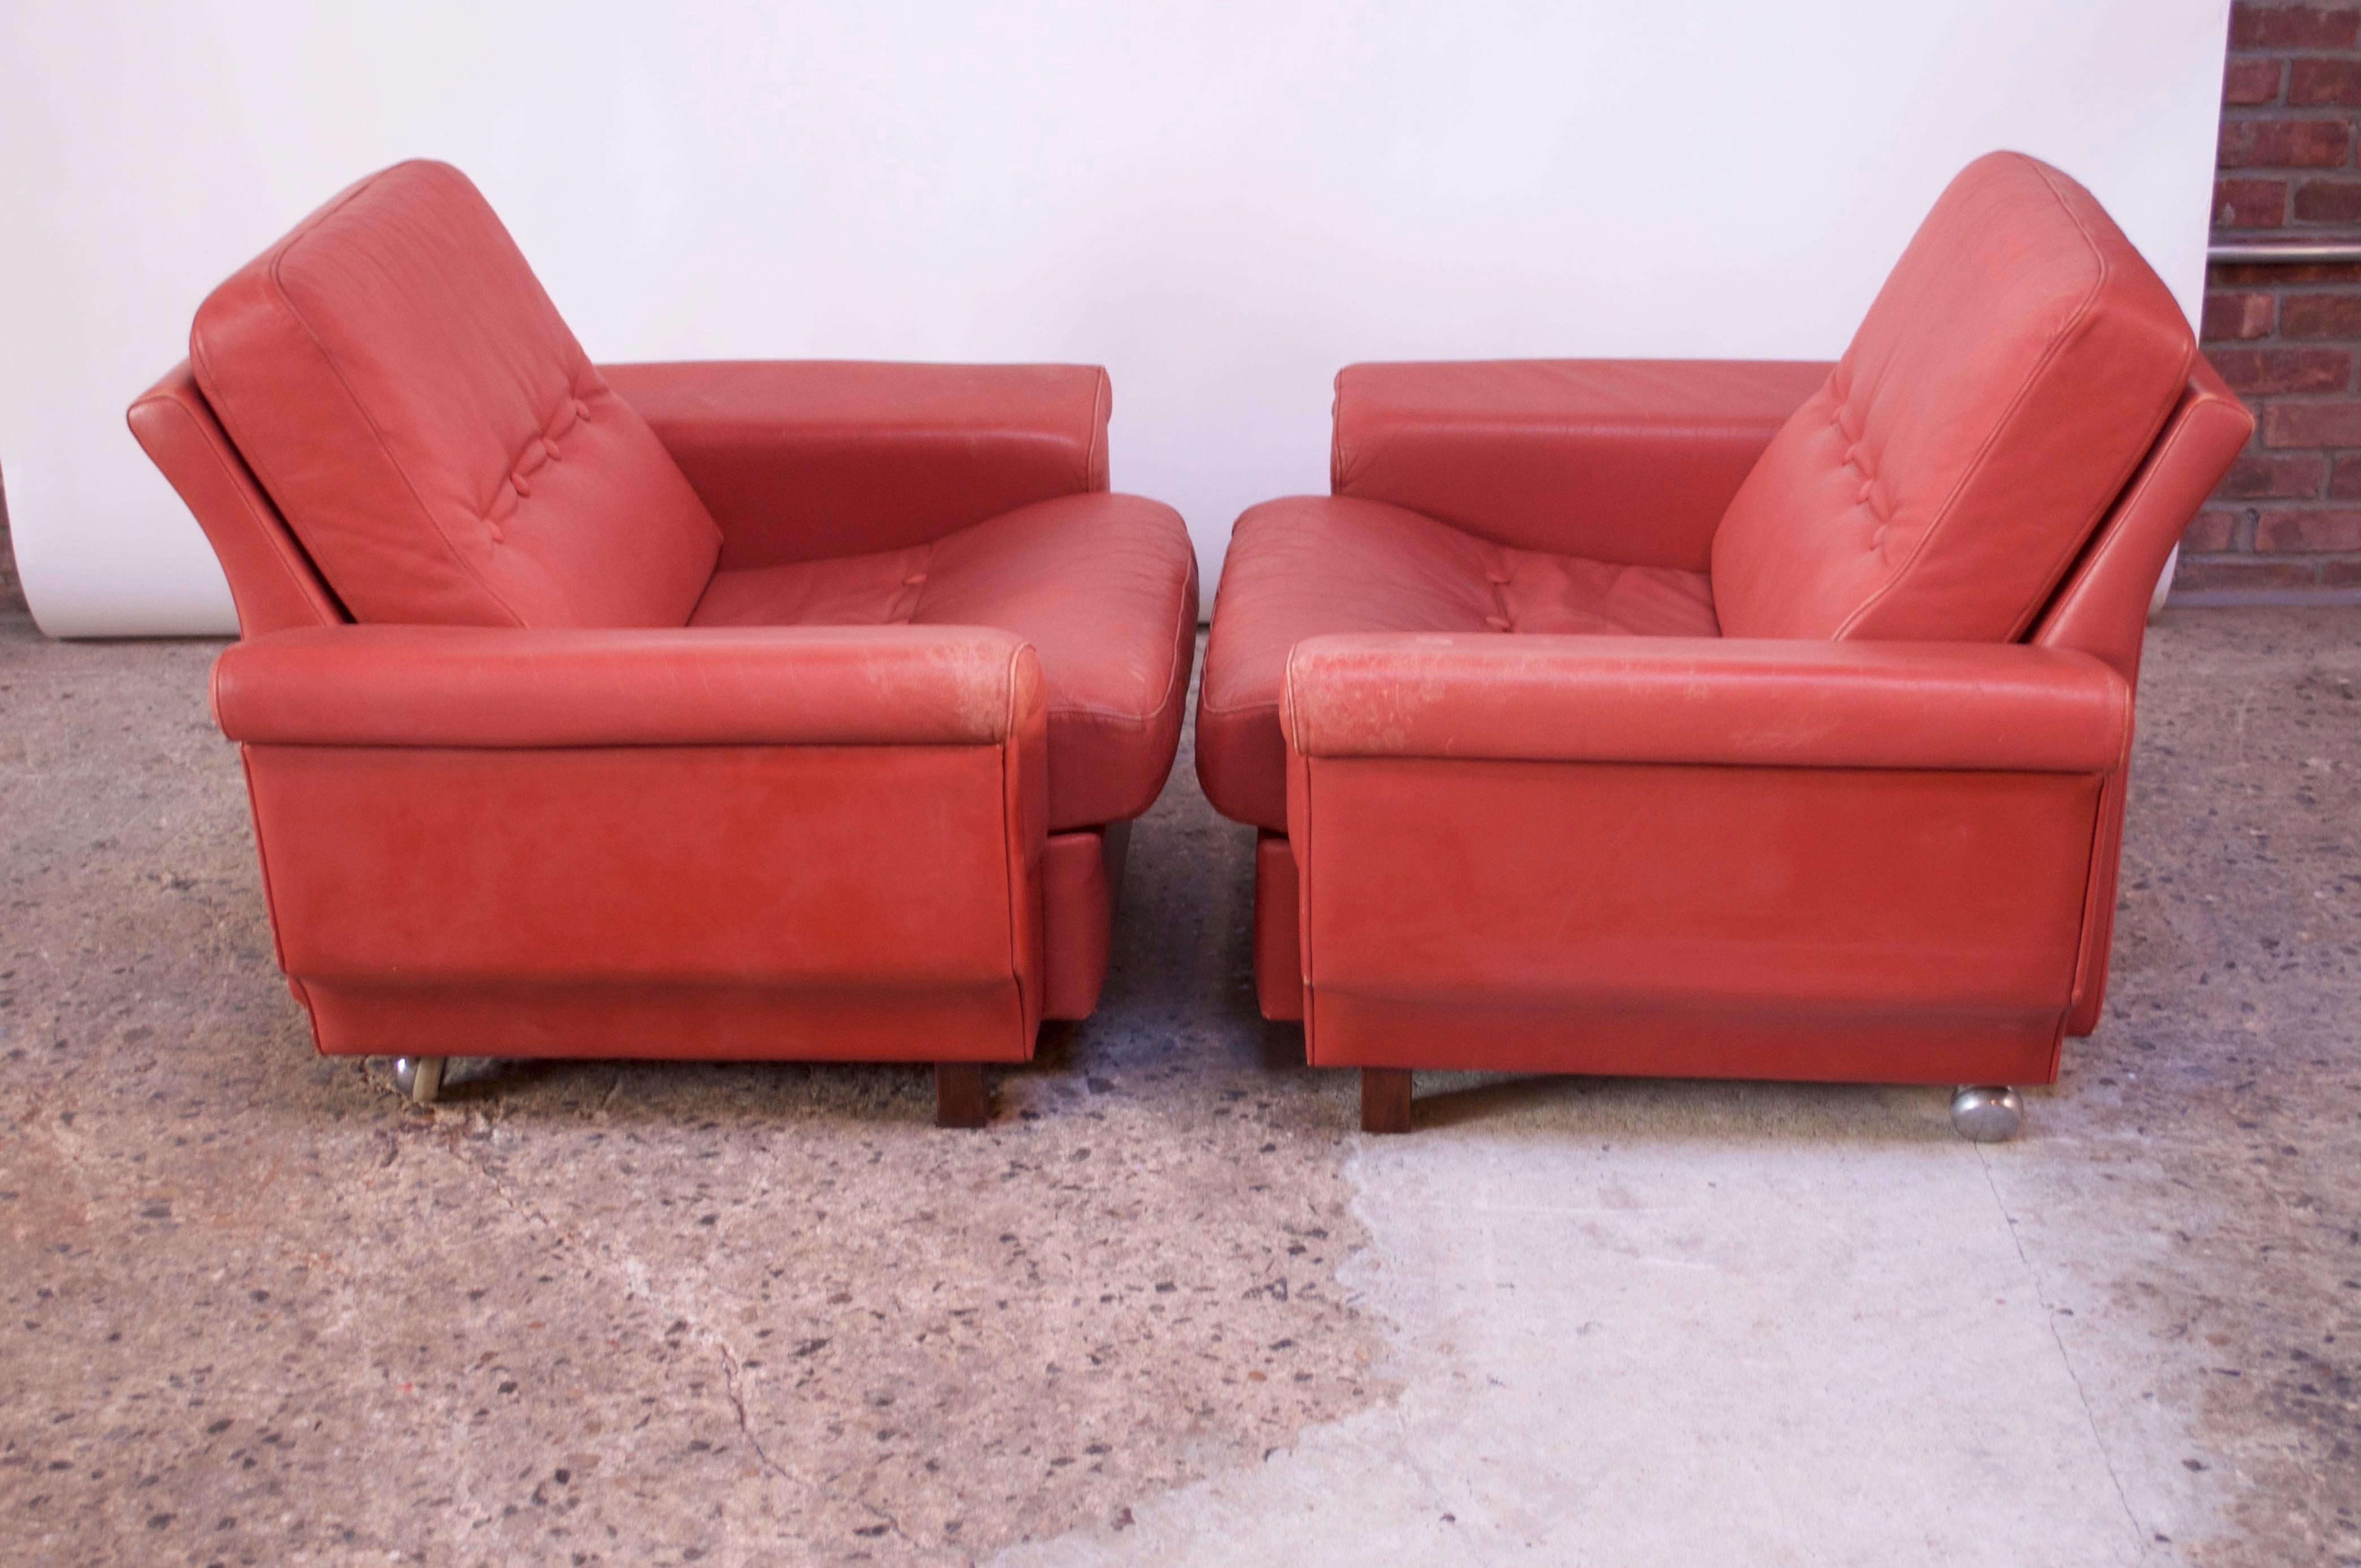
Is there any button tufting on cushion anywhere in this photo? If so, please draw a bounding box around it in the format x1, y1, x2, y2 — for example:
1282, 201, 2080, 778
189, 161, 721, 627
1710, 152, 2194, 642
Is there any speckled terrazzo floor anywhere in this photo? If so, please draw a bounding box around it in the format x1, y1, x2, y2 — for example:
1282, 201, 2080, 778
0, 608, 2355, 1566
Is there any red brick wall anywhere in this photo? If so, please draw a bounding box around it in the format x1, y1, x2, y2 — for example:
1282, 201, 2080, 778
2189, 0, 2361, 597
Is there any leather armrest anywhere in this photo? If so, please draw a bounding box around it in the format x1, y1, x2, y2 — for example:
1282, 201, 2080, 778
213, 624, 1043, 748
1329, 359, 1833, 569
1282, 634, 2129, 773
601, 360, 1111, 569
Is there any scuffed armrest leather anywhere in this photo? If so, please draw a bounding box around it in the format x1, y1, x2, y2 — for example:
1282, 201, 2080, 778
213, 624, 1043, 749
601, 360, 1111, 566
1282, 633, 2130, 774
1329, 359, 1833, 570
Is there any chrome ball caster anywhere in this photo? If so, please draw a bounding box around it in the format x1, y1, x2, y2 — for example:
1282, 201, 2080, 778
391, 1056, 445, 1105
1950, 1085, 2022, 1143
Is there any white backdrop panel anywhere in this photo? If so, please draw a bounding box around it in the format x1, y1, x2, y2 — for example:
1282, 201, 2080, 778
0, 1, 2230, 635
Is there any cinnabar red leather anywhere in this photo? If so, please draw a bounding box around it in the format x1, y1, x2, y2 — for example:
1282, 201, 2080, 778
691, 493, 1199, 830
1333, 358, 1832, 568
603, 359, 1111, 568
213, 625, 1042, 750
1041, 822, 1132, 1020
1201, 355, 1803, 830
191, 162, 722, 628
1285, 755, 2103, 1084
1197, 495, 1717, 830
1281, 635, 2128, 774
127, 366, 345, 634
2031, 359, 2254, 1036
130, 161, 1195, 1075
1253, 833, 1303, 1023
2031, 359, 2255, 684
1279, 639, 2132, 1081
1202, 152, 2251, 1097
246, 735, 1047, 1062
1712, 153, 2195, 642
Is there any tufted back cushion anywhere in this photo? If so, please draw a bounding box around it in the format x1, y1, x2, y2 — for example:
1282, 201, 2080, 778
1710, 152, 2194, 643
190, 161, 720, 627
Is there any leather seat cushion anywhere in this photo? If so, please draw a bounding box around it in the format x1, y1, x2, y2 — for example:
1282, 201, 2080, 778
1197, 495, 1718, 829
692, 491, 1198, 830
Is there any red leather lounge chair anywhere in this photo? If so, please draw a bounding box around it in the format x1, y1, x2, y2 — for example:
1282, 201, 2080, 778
1195, 153, 2249, 1138
128, 162, 1198, 1125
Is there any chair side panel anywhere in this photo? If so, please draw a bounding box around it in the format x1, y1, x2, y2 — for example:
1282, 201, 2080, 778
127, 362, 344, 636
244, 741, 1044, 1063
2033, 364, 2251, 1036
1293, 755, 2106, 1084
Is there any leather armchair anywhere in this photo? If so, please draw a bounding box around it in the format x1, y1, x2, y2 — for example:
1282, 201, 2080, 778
130, 161, 1198, 1124
1197, 152, 2251, 1136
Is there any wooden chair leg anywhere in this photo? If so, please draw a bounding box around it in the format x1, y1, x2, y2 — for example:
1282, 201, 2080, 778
934, 1062, 989, 1128
1361, 1068, 1412, 1134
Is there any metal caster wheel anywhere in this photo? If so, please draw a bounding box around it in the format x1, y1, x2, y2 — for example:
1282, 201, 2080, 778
1950, 1085, 2022, 1143
392, 1056, 445, 1104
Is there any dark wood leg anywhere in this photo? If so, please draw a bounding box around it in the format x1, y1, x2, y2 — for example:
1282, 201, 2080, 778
1361, 1068, 1412, 1134
935, 1062, 989, 1128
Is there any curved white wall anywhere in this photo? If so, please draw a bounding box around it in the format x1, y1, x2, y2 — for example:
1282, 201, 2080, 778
0, 1, 2230, 636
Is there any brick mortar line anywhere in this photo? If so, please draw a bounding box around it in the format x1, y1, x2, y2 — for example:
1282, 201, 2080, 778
2195, 8, 2361, 584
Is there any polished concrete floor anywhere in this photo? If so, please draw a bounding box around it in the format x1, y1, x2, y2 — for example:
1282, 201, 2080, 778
0, 608, 2354, 1566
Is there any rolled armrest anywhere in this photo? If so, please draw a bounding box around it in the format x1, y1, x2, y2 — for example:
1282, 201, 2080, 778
602, 360, 1110, 568
1330, 359, 1832, 569
214, 624, 1042, 749
1283, 634, 2129, 773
